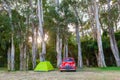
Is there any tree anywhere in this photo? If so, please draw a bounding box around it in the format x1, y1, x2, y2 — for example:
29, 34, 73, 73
55, 0, 62, 67
94, 0, 106, 67
29, 0, 37, 69
107, 0, 120, 66
2, 0, 15, 70
70, 0, 83, 68
37, 0, 46, 61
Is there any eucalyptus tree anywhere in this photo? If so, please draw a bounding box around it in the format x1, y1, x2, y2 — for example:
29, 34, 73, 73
16, 1, 30, 70
0, 10, 11, 70
37, 0, 46, 61
93, 0, 106, 67
99, 0, 120, 66
29, 0, 38, 69
1, 0, 34, 70
57, 0, 75, 59
1, 0, 15, 70
67, 0, 83, 68
7, 0, 31, 70
55, 0, 63, 67
107, 0, 120, 66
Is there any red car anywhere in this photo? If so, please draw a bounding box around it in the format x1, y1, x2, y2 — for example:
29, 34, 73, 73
59, 57, 76, 72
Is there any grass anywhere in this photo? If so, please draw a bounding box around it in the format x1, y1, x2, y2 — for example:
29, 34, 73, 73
0, 67, 120, 80
1, 67, 120, 71
98, 67, 120, 71
80, 67, 120, 71
0, 67, 7, 71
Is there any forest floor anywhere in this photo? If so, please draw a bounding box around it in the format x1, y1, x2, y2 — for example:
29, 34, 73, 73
0, 68, 120, 80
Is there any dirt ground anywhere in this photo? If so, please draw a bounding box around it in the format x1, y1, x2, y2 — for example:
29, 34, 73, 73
0, 70, 120, 80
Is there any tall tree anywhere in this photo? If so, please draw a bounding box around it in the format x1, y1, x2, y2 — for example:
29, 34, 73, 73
107, 0, 120, 66
55, 0, 62, 67
2, 0, 15, 70
94, 0, 106, 67
71, 0, 83, 68
29, 0, 37, 69
37, 0, 46, 61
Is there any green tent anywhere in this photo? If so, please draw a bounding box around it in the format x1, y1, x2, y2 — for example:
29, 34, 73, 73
34, 61, 54, 71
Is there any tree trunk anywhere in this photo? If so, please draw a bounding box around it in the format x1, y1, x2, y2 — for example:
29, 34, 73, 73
63, 42, 66, 59
19, 43, 27, 70
94, 0, 106, 67
3, 0, 15, 70
55, 0, 62, 67
38, 0, 46, 62
29, 0, 37, 68
63, 40, 68, 58
109, 27, 120, 66
65, 40, 68, 58
23, 45, 27, 70
88, 5, 97, 40
32, 23, 36, 69
75, 23, 83, 68
26, 47, 30, 70
73, 5, 83, 68
11, 35, 15, 70
7, 47, 11, 71
107, 0, 120, 66
56, 33, 62, 67
19, 43, 24, 70
86, 58, 89, 67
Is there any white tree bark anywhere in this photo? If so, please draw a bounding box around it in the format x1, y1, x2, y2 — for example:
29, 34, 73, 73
58, 39, 62, 67
11, 35, 15, 70
19, 43, 27, 71
2, 0, 15, 71
65, 40, 68, 58
7, 47, 11, 71
107, 0, 120, 66
32, 23, 36, 68
19, 43, 23, 70
29, 0, 37, 68
94, 0, 106, 67
55, 0, 62, 68
88, 5, 97, 40
63, 40, 68, 58
73, 6, 83, 68
38, 0, 46, 61
75, 24, 83, 68
23, 45, 27, 70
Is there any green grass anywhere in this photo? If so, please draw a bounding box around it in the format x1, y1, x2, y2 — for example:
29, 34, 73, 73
0, 67, 7, 71
1, 67, 120, 72
81, 67, 120, 71
98, 67, 120, 71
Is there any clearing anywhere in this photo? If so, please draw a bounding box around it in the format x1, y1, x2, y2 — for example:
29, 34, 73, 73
0, 68, 120, 80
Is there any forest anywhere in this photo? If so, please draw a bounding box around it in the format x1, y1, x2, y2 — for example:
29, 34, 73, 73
0, 0, 120, 71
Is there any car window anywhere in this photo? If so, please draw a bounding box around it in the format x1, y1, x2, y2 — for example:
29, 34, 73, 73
64, 58, 74, 62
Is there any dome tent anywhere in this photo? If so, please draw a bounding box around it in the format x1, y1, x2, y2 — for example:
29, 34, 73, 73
34, 61, 54, 71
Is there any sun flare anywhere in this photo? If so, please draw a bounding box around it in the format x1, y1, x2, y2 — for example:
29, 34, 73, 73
29, 34, 48, 44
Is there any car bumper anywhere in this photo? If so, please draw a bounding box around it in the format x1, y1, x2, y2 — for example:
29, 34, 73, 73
60, 69, 76, 70
60, 67, 76, 71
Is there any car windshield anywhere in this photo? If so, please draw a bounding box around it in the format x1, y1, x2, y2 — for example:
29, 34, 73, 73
64, 58, 74, 62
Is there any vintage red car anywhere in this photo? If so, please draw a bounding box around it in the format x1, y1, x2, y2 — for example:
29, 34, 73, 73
59, 57, 76, 72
